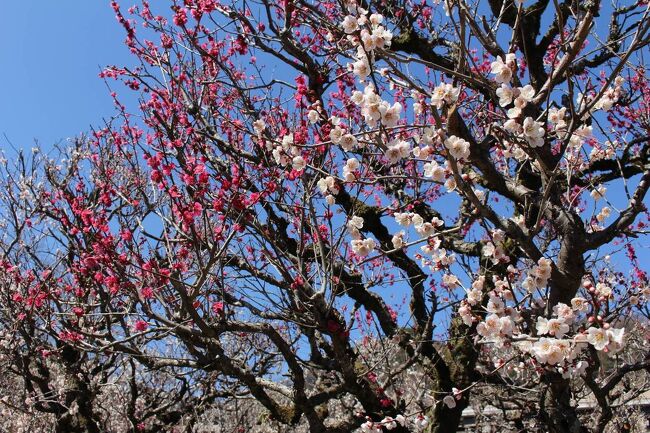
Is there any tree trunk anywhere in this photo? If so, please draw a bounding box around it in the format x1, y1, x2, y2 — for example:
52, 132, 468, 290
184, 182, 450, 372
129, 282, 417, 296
541, 372, 587, 433
55, 346, 100, 433
427, 400, 468, 433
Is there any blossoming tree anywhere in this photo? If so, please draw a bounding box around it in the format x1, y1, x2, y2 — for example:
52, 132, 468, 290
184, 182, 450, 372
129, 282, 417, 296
1, 0, 650, 432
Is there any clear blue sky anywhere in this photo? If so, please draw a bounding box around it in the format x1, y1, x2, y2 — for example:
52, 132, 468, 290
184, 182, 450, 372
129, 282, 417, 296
0, 1, 133, 150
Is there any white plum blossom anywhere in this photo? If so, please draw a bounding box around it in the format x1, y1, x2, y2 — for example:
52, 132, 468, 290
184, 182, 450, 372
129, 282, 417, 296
316, 178, 328, 193
482, 236, 509, 264
351, 238, 376, 256
415, 222, 436, 237
553, 303, 575, 324
496, 84, 514, 106
606, 327, 625, 353
347, 216, 364, 229
359, 25, 392, 51
595, 78, 624, 111
490, 53, 516, 83
486, 295, 505, 315
442, 274, 460, 289
413, 415, 429, 430
421, 126, 444, 145
522, 117, 545, 147
339, 133, 358, 151
503, 118, 521, 134
586, 327, 609, 351
523, 257, 553, 292
548, 106, 566, 124
391, 231, 406, 249
596, 206, 611, 223
505, 85, 536, 118
431, 83, 460, 108
292, 155, 306, 171
394, 212, 417, 226
329, 125, 344, 144
351, 90, 364, 105
532, 338, 572, 365
341, 15, 359, 34
307, 109, 320, 124
547, 318, 570, 338
423, 161, 446, 182
595, 282, 612, 297
590, 185, 607, 201
343, 157, 360, 181
571, 297, 589, 312
317, 176, 340, 195
347, 216, 364, 240
459, 304, 473, 325
360, 420, 382, 433
352, 58, 371, 80
386, 140, 411, 163
273, 146, 291, 166
429, 245, 456, 267
568, 125, 592, 148
466, 287, 482, 306
351, 85, 407, 128
570, 360, 589, 376
519, 84, 535, 101
253, 118, 266, 133
477, 314, 506, 338
381, 102, 402, 127
382, 416, 398, 430
444, 177, 458, 192
444, 135, 471, 160
413, 216, 443, 237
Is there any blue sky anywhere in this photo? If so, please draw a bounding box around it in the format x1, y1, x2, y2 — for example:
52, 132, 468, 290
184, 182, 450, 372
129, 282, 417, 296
0, 1, 133, 150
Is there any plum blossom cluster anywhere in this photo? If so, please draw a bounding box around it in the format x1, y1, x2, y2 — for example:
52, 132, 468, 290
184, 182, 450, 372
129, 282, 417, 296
341, 9, 392, 51
521, 257, 553, 292
317, 176, 340, 204
496, 84, 535, 118
444, 135, 471, 160
391, 211, 456, 273
490, 54, 547, 148
430, 82, 460, 109
468, 266, 629, 372
577, 76, 626, 115
420, 237, 456, 273
490, 53, 517, 84
343, 157, 361, 181
342, 9, 392, 81
527, 322, 625, 372
347, 215, 364, 240
329, 116, 360, 151
271, 133, 305, 170
350, 84, 403, 129
359, 414, 428, 432
422, 159, 447, 182
351, 238, 377, 257
394, 212, 444, 239
481, 229, 510, 264
494, 62, 625, 167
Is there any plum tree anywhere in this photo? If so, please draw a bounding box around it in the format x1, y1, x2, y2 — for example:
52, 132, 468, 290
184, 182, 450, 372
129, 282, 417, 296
1, 1, 650, 432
